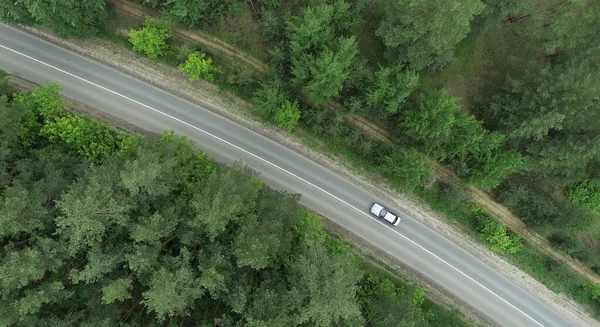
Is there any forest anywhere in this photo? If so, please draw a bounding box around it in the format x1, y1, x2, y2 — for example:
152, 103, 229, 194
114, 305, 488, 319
1, 0, 600, 321
0, 74, 468, 326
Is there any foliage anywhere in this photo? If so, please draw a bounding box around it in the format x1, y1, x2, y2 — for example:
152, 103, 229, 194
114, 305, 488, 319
567, 180, 600, 213
474, 0, 533, 31
471, 205, 522, 254
252, 84, 302, 132
358, 274, 427, 327
0, 80, 472, 326
252, 84, 287, 120
365, 64, 419, 116
160, 0, 241, 27
42, 114, 117, 162
178, 51, 221, 82
274, 99, 301, 132
480, 57, 600, 184
375, 0, 485, 71
287, 1, 359, 103
14, 82, 65, 119
586, 283, 600, 304
379, 148, 431, 192
0, 0, 107, 38
128, 18, 172, 59
399, 90, 460, 148
101, 278, 132, 304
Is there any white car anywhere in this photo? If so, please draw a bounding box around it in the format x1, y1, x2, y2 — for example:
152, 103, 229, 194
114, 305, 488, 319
370, 203, 400, 226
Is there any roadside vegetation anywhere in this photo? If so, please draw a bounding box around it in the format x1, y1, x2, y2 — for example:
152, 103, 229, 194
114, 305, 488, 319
2, 0, 600, 321
0, 74, 471, 326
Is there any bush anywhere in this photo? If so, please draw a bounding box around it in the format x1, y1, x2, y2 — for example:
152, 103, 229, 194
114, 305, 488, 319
567, 180, 600, 213
128, 18, 172, 59
586, 283, 600, 304
252, 84, 301, 132
42, 114, 116, 162
274, 100, 301, 132
178, 52, 221, 82
471, 205, 522, 255
252, 84, 286, 120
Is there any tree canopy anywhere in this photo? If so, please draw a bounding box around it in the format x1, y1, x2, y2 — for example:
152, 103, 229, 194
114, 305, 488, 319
0, 0, 107, 38
0, 73, 466, 327
375, 0, 485, 71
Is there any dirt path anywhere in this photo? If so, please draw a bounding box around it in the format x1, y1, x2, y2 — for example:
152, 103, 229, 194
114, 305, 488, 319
106, 0, 271, 74
18, 26, 600, 327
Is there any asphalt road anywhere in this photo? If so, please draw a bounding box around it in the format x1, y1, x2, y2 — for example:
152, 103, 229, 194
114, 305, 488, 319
0, 24, 575, 327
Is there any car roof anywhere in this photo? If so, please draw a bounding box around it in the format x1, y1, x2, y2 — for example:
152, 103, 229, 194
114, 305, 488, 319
371, 203, 384, 215
383, 212, 397, 224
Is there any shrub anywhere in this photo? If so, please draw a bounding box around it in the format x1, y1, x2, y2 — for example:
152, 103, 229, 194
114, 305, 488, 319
274, 100, 301, 132
42, 114, 116, 162
128, 18, 172, 59
471, 205, 522, 255
586, 283, 600, 304
567, 180, 600, 213
178, 52, 221, 82
252, 84, 286, 120
252, 84, 301, 132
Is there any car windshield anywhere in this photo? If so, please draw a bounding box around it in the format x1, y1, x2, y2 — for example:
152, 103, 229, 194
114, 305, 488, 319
381, 209, 388, 216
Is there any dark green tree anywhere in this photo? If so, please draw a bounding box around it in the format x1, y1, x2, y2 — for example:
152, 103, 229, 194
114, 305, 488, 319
288, 1, 359, 103
0, 0, 107, 38
376, 0, 485, 70
379, 148, 431, 191
189, 162, 263, 240
365, 64, 419, 116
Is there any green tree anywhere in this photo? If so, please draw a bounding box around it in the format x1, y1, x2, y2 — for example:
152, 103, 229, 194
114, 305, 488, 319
0, 185, 47, 239
128, 18, 172, 59
482, 57, 600, 182
399, 90, 461, 155
234, 191, 300, 269
179, 52, 221, 82
467, 148, 524, 191
376, 0, 485, 71
379, 148, 431, 191
358, 275, 427, 327
101, 278, 133, 304
14, 82, 65, 119
14, 281, 72, 318
0, 247, 47, 296
55, 163, 130, 255
0, 0, 107, 38
252, 84, 287, 120
189, 162, 263, 240
288, 1, 359, 103
522, 0, 600, 59
243, 280, 295, 327
293, 36, 359, 103
366, 64, 419, 116
143, 250, 204, 320
287, 231, 362, 326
